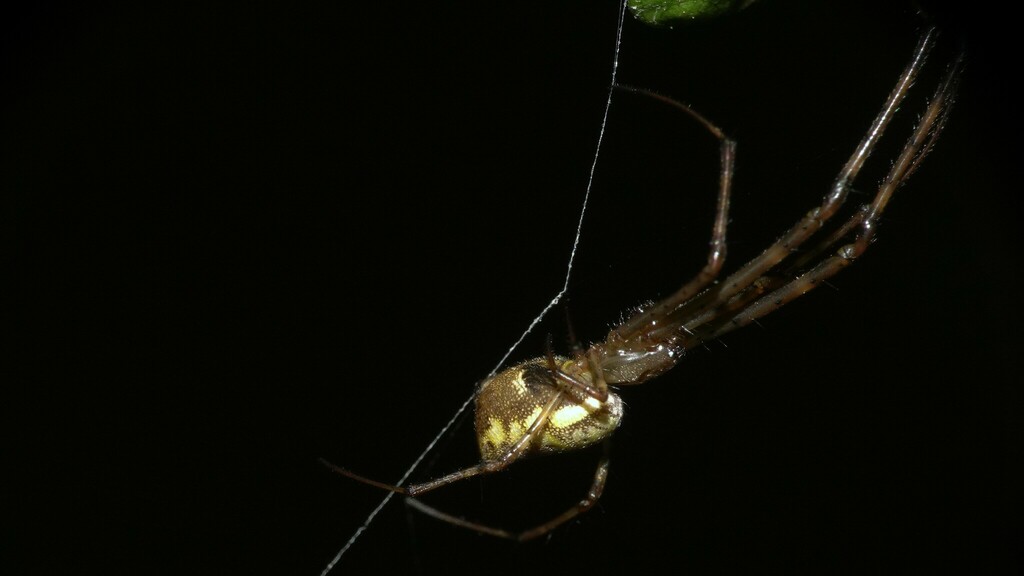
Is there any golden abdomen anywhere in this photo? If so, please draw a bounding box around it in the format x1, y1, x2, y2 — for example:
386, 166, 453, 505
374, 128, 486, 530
474, 357, 624, 462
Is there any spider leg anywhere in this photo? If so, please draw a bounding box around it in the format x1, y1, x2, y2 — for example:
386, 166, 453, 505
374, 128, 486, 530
323, 388, 566, 497
599, 26, 935, 368
700, 49, 963, 341
770, 44, 961, 288
590, 89, 735, 385
612, 87, 736, 342
404, 442, 611, 542
670, 26, 942, 346
548, 333, 609, 402
514, 443, 609, 542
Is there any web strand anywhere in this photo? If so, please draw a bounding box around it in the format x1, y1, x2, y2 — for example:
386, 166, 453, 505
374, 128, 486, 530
319, 2, 630, 573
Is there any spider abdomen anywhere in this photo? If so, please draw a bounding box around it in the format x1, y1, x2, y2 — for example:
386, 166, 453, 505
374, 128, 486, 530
474, 357, 624, 462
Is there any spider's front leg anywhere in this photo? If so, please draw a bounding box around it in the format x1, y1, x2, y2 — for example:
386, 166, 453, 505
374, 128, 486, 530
685, 27, 962, 343
599, 27, 958, 366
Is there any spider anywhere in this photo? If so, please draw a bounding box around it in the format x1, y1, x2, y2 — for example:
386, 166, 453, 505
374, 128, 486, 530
323, 27, 961, 542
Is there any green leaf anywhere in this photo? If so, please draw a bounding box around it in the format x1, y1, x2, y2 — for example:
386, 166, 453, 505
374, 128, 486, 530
628, 0, 759, 25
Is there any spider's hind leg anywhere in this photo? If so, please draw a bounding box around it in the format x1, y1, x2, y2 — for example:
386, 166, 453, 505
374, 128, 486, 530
405, 441, 611, 542
323, 385, 567, 497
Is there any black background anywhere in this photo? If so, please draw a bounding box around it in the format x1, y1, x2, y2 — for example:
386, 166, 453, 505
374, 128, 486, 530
5, 1, 1020, 575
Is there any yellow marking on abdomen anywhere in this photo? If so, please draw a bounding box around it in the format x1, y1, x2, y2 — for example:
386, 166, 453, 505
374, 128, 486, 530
510, 371, 528, 396
549, 404, 589, 428
510, 406, 543, 440
483, 416, 507, 448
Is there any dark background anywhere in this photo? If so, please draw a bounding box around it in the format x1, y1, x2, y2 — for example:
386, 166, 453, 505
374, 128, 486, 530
5, 1, 1020, 574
